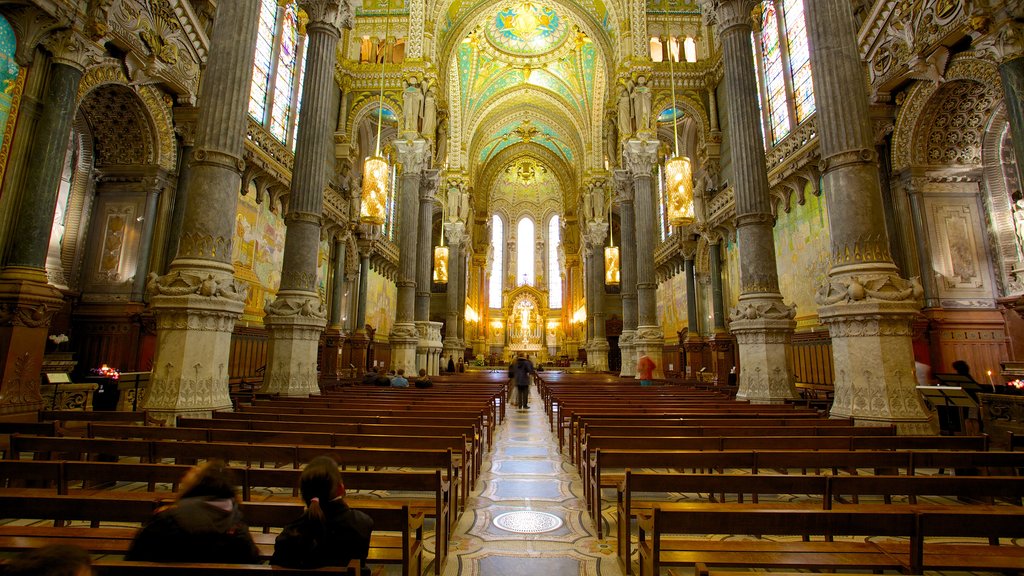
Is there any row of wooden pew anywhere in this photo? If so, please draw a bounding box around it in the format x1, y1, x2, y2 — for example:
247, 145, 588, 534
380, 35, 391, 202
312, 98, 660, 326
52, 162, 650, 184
1, 375, 510, 575
537, 373, 1024, 576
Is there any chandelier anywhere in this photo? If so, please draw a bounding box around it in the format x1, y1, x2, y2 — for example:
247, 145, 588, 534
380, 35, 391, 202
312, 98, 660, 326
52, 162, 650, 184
664, 37, 694, 227
433, 185, 450, 284
604, 184, 620, 285
360, 8, 391, 225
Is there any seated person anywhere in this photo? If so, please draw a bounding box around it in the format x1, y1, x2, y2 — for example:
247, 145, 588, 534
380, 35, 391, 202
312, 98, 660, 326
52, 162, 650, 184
361, 368, 379, 386
272, 456, 374, 569
126, 460, 258, 564
374, 369, 391, 387
391, 368, 409, 387
5, 544, 93, 576
414, 368, 433, 388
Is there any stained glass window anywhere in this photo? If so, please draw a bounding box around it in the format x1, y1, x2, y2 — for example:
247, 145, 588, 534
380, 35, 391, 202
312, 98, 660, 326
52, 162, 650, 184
249, 0, 308, 149
548, 215, 562, 309
760, 0, 790, 143
517, 217, 535, 286
783, 0, 815, 122
249, 0, 278, 122
489, 215, 504, 308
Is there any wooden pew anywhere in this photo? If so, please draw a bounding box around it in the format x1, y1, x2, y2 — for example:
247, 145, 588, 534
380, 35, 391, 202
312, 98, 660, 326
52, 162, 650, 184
38, 410, 164, 427
0, 459, 451, 574
88, 561, 358, 575
637, 507, 916, 576
0, 494, 423, 576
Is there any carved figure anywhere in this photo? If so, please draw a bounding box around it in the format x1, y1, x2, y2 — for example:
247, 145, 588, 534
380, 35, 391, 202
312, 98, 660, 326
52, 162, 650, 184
402, 81, 423, 134
616, 85, 633, 136
1014, 198, 1024, 261
421, 85, 437, 139
632, 76, 652, 131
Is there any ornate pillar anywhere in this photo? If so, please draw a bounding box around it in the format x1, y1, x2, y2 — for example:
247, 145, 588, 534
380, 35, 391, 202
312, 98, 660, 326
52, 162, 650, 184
130, 178, 165, 301
415, 170, 439, 371
443, 223, 467, 363
350, 233, 373, 371
262, 1, 344, 397
615, 170, 638, 377
0, 30, 91, 415
390, 138, 429, 374
144, 0, 261, 419
457, 249, 467, 349
165, 107, 198, 270
805, 0, 931, 432
623, 139, 665, 378
705, 0, 796, 403
584, 220, 609, 372
322, 232, 349, 378
707, 240, 735, 386
683, 255, 705, 375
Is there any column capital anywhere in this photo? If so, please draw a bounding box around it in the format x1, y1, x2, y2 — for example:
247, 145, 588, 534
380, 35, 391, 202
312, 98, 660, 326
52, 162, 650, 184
613, 169, 634, 203
971, 17, 1024, 63
394, 138, 429, 175
420, 168, 440, 201
700, 0, 757, 36
298, 0, 353, 31
173, 106, 200, 147
445, 221, 469, 247
42, 28, 103, 71
583, 220, 609, 248
622, 139, 659, 176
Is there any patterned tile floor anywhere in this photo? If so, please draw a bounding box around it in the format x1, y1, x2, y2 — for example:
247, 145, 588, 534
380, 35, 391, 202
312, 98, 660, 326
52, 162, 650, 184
437, 385, 624, 576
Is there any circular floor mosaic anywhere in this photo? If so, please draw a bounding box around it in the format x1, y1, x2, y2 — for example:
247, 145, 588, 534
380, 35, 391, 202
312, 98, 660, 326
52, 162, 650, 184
492, 511, 564, 534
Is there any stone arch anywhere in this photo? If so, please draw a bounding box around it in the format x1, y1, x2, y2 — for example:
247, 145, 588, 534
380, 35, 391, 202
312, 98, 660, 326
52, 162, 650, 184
650, 91, 710, 152
980, 106, 1022, 296
76, 64, 176, 171
891, 56, 1001, 172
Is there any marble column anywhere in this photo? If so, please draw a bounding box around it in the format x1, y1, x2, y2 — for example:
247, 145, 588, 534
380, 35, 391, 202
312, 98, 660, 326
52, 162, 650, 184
457, 250, 467, 349
805, 0, 932, 432
623, 139, 665, 378
262, 1, 343, 397
322, 233, 348, 378
443, 223, 467, 363
165, 108, 198, 270
144, 0, 261, 420
707, 240, 736, 386
615, 170, 638, 377
350, 235, 372, 371
683, 255, 704, 374
415, 170, 439, 372
0, 31, 90, 415
131, 179, 164, 301
704, 0, 795, 403
585, 220, 610, 371
391, 138, 429, 374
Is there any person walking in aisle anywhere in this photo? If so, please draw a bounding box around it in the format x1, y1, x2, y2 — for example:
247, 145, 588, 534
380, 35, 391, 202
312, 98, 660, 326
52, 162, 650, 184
511, 352, 537, 410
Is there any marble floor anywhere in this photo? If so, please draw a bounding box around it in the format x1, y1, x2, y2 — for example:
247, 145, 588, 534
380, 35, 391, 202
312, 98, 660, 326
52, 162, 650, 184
436, 384, 624, 576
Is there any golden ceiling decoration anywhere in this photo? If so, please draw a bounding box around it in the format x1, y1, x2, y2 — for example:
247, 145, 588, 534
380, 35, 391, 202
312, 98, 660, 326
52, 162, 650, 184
504, 157, 548, 185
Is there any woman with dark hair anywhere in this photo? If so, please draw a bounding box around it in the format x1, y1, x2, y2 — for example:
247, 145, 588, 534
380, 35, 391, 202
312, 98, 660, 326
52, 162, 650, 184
272, 455, 374, 569
126, 460, 258, 564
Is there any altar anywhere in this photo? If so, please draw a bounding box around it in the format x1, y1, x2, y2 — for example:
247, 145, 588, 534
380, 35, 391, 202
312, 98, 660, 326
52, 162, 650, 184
495, 284, 555, 363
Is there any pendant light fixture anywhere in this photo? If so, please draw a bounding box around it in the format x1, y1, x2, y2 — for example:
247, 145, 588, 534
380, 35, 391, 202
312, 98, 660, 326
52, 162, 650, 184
604, 185, 620, 285
360, 7, 392, 225
664, 37, 694, 227
433, 188, 449, 284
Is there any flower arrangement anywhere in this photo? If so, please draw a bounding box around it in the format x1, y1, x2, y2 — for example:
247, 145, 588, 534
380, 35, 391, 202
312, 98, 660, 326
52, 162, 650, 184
48, 334, 69, 352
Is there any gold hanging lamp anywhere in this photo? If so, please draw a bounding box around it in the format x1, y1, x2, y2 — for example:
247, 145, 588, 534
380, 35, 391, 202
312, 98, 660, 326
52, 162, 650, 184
664, 37, 694, 227
604, 185, 620, 285
360, 6, 392, 225
433, 189, 449, 284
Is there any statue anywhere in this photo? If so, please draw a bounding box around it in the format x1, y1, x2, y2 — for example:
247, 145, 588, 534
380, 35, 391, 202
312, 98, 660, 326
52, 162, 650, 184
421, 84, 437, 140
632, 76, 652, 131
616, 84, 633, 136
402, 80, 423, 134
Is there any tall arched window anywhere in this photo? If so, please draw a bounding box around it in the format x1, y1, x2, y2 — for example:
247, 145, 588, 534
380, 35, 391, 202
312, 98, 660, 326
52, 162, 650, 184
249, 0, 308, 150
548, 215, 562, 309
754, 0, 815, 146
489, 215, 503, 308
517, 217, 535, 286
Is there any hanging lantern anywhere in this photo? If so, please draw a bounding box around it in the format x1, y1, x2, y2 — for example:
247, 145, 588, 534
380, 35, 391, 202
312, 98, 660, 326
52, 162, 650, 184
604, 245, 620, 285
665, 155, 694, 226
433, 245, 449, 283
360, 156, 389, 225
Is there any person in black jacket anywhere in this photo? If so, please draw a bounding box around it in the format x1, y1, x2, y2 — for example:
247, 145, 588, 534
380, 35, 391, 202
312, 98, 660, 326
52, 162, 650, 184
272, 456, 374, 570
126, 460, 258, 564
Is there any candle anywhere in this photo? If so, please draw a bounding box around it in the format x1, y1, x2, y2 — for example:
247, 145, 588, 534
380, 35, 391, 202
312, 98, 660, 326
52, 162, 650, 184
987, 370, 996, 391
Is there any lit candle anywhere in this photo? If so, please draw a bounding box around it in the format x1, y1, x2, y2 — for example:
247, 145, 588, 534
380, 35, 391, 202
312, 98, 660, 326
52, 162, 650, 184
987, 370, 996, 391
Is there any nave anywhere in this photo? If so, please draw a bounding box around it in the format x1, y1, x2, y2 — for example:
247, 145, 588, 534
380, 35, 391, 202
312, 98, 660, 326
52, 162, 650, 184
440, 382, 621, 576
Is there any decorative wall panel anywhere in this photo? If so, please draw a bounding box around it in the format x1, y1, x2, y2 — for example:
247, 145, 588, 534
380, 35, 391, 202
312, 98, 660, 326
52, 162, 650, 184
923, 190, 995, 306
773, 188, 830, 329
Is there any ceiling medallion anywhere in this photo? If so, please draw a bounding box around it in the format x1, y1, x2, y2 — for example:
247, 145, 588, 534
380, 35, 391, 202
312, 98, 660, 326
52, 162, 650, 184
505, 157, 547, 185
485, 1, 569, 57
512, 120, 540, 142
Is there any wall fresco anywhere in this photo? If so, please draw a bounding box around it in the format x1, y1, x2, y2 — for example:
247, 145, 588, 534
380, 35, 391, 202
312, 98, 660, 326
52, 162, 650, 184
772, 189, 830, 329
0, 14, 21, 189
366, 268, 397, 338
656, 271, 687, 341
233, 191, 286, 322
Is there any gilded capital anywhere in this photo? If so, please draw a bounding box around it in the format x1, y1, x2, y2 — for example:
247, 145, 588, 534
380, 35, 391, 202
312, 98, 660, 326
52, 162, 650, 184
701, 0, 758, 35
42, 29, 101, 71
298, 0, 350, 32
394, 138, 429, 175
972, 20, 1024, 63
622, 139, 659, 176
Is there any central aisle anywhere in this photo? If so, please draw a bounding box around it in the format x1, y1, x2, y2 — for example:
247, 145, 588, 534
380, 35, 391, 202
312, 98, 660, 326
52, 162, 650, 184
440, 383, 625, 576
